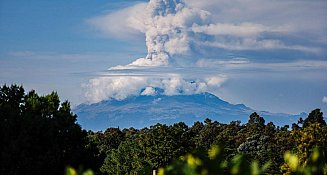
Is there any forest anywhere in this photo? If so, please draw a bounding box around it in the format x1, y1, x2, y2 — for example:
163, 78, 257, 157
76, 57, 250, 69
1, 84, 326, 175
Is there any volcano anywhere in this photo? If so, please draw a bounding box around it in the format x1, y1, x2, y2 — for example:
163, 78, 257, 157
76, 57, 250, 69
74, 92, 306, 131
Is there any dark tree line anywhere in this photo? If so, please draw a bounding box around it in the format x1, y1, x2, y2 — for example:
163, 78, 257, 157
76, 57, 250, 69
1, 85, 326, 175
88, 106, 327, 174
0, 85, 99, 175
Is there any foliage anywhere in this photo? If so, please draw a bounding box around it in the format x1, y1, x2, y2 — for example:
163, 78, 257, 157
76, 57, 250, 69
101, 138, 150, 174
0, 85, 99, 175
1, 84, 327, 175
281, 147, 327, 175
158, 144, 270, 175
95, 110, 327, 175
292, 122, 327, 163
303, 109, 326, 128
66, 166, 94, 175
160, 145, 327, 175
237, 134, 271, 163
100, 122, 193, 174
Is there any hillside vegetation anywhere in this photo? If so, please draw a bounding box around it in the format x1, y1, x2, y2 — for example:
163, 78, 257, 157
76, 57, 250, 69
1, 85, 326, 175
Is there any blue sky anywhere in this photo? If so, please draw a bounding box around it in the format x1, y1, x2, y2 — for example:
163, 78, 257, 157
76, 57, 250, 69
0, 0, 326, 115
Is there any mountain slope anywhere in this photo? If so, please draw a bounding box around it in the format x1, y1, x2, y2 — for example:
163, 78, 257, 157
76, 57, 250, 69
74, 92, 306, 131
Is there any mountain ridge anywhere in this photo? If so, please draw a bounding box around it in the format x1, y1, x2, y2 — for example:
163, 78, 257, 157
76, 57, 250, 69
74, 92, 306, 131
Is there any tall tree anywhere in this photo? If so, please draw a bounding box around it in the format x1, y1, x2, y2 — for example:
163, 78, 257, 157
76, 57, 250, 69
0, 85, 93, 175
303, 108, 326, 128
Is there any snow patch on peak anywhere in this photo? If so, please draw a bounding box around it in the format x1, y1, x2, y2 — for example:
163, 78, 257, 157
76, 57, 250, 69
141, 87, 157, 96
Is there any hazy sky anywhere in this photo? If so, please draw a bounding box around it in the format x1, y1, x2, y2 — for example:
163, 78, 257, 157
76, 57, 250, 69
0, 0, 326, 114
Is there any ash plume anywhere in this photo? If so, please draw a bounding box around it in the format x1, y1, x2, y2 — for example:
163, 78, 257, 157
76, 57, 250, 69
84, 0, 324, 102
109, 0, 209, 69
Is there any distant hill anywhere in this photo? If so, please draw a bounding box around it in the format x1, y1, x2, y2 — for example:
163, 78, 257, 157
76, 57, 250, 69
74, 92, 306, 131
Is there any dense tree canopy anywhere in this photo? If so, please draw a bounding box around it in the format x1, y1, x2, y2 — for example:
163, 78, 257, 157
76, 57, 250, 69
0, 85, 98, 175
89, 110, 326, 174
1, 84, 326, 175
303, 108, 326, 128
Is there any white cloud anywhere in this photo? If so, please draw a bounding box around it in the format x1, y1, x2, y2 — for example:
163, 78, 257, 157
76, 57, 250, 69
323, 96, 327, 103
84, 73, 226, 103
84, 0, 326, 103
196, 58, 249, 68
192, 23, 289, 37
109, 57, 167, 70
196, 59, 327, 71
87, 3, 146, 39
88, 0, 325, 60
185, 0, 327, 31
84, 76, 148, 102
199, 39, 321, 53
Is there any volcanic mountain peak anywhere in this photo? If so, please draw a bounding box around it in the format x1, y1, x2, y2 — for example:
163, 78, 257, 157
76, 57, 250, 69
74, 92, 306, 131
